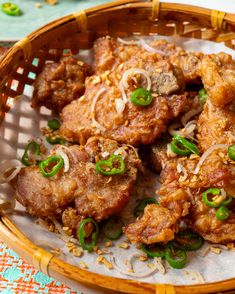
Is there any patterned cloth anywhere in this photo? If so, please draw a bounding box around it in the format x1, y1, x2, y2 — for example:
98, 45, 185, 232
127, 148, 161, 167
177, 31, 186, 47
0, 240, 80, 294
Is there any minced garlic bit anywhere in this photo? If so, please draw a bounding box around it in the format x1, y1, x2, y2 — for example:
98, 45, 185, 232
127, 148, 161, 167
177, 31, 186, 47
118, 242, 129, 249
66, 241, 77, 252
72, 247, 83, 257
62, 226, 73, 236
79, 261, 88, 269
97, 256, 113, 270
147, 263, 156, 269
139, 255, 148, 262
210, 247, 221, 254
105, 241, 113, 247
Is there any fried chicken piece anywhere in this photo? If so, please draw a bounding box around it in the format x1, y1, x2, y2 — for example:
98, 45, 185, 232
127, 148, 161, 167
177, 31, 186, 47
198, 101, 235, 151
60, 39, 187, 146
188, 194, 235, 244
149, 39, 203, 84
11, 136, 139, 221
32, 56, 93, 112
199, 53, 235, 107
124, 204, 179, 244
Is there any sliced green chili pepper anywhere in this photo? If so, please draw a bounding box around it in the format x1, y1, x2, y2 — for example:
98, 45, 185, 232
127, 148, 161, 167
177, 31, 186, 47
165, 245, 187, 269
77, 218, 99, 252
39, 155, 64, 178
102, 216, 123, 240
134, 198, 158, 217
48, 119, 61, 131
171, 230, 204, 251
170, 134, 199, 156
202, 188, 232, 208
228, 145, 235, 161
130, 88, 153, 106
216, 206, 230, 221
95, 154, 125, 176
21, 140, 40, 166
1, 2, 22, 16
198, 88, 208, 104
46, 136, 66, 145
141, 243, 165, 258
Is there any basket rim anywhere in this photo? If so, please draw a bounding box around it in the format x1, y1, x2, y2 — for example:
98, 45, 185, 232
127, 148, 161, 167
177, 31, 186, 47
1, 0, 235, 292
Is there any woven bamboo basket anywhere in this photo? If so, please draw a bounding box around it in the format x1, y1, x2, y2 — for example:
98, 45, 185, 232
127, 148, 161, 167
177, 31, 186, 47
1, 0, 235, 293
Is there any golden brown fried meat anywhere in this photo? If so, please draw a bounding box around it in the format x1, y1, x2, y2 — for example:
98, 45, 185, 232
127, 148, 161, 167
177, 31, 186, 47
188, 194, 235, 244
198, 101, 235, 152
199, 53, 235, 107
124, 204, 179, 244
11, 136, 140, 221
60, 38, 187, 146
124, 188, 190, 244
32, 56, 93, 112
125, 144, 235, 245
150, 39, 203, 84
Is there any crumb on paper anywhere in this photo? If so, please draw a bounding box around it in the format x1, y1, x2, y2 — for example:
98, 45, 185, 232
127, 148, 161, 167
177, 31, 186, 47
35, 2, 43, 8
79, 261, 88, 269
72, 247, 83, 257
139, 255, 148, 262
97, 256, 113, 270
210, 247, 221, 254
118, 242, 129, 249
105, 241, 113, 247
147, 263, 156, 269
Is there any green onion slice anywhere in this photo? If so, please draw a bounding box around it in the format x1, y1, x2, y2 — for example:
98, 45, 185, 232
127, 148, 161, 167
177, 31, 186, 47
202, 188, 232, 208
95, 154, 125, 176
165, 245, 187, 269
216, 206, 230, 221
130, 88, 153, 106
39, 155, 64, 177
21, 140, 40, 166
228, 145, 235, 161
77, 218, 99, 252
170, 134, 199, 156
171, 230, 204, 251
47, 119, 61, 131
1, 2, 22, 16
102, 216, 123, 240
141, 243, 165, 258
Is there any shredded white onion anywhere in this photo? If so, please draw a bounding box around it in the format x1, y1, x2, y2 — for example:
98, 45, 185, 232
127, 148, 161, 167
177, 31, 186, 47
0, 159, 23, 184
115, 98, 126, 114
168, 121, 197, 140
120, 68, 151, 91
56, 149, 70, 173
125, 144, 139, 159
101, 151, 110, 158
117, 37, 140, 45
91, 88, 107, 132
186, 188, 195, 205
177, 163, 188, 182
181, 106, 202, 126
114, 147, 128, 159
194, 144, 229, 175
166, 143, 177, 158
57, 145, 77, 163
110, 254, 161, 278
139, 39, 165, 55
